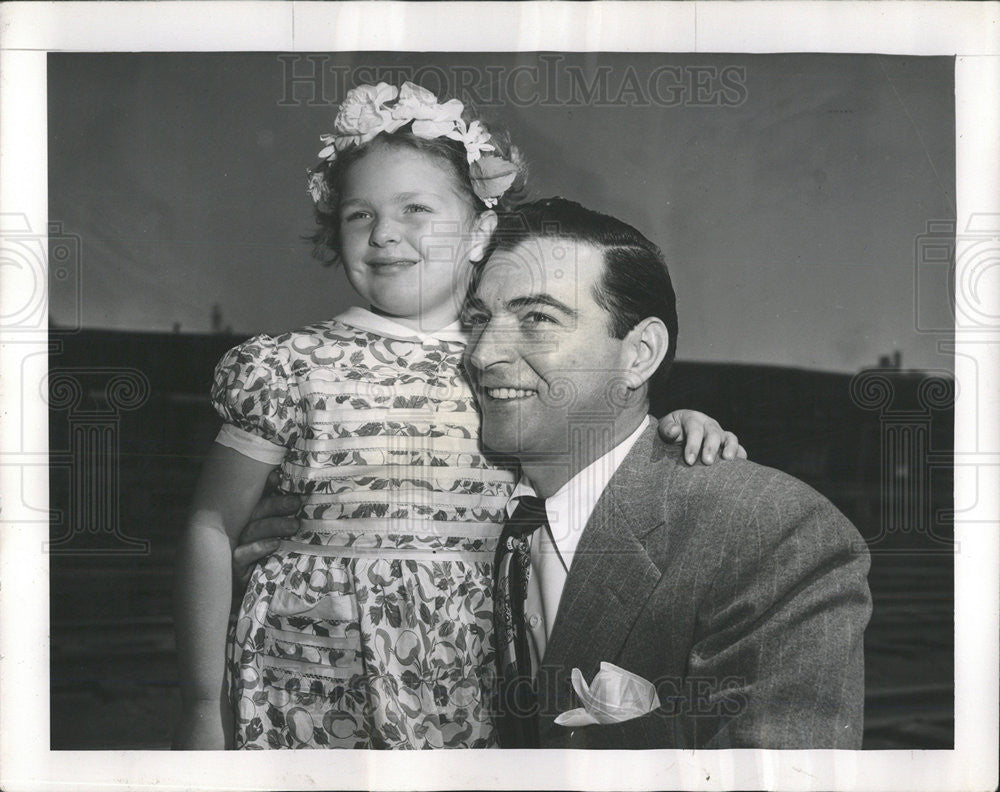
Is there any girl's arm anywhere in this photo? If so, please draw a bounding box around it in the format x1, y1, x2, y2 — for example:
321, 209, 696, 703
173, 443, 277, 750
658, 409, 747, 466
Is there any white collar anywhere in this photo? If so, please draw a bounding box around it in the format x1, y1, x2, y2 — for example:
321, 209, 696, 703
335, 306, 468, 345
507, 416, 651, 572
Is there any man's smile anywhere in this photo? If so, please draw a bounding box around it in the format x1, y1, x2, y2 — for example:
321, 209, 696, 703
485, 387, 538, 401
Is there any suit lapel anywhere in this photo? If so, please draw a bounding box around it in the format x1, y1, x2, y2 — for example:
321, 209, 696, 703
538, 424, 668, 724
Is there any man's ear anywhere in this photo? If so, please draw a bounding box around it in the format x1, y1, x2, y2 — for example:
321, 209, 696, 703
469, 210, 498, 262
622, 317, 669, 390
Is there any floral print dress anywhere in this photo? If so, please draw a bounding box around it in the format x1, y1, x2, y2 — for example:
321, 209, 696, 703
211, 307, 514, 749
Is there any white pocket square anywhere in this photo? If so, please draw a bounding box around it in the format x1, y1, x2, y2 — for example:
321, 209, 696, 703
554, 661, 661, 727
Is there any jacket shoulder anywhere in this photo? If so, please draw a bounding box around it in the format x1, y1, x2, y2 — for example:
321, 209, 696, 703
621, 427, 833, 508
613, 426, 865, 557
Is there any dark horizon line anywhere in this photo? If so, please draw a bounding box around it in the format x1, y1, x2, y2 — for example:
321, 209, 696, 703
47, 322, 950, 380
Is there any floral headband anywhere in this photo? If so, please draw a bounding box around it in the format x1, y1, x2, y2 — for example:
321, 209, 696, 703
308, 81, 520, 209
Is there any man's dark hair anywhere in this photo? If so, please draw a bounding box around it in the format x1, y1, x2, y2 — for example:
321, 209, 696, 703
480, 197, 678, 391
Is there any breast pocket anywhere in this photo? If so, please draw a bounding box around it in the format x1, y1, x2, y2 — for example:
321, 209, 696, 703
262, 551, 362, 668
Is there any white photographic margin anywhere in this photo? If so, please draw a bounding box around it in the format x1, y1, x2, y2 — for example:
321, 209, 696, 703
0, 2, 997, 791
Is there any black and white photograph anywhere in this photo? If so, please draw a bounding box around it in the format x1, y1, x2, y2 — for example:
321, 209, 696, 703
1, 3, 997, 791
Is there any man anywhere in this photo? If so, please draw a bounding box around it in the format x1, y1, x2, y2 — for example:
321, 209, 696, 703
463, 197, 871, 749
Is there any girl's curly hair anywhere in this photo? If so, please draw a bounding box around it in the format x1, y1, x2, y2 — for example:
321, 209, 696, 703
309, 106, 527, 266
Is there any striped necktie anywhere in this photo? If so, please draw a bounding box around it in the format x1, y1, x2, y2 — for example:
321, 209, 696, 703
493, 495, 547, 748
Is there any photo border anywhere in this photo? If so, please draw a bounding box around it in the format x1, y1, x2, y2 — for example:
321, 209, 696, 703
1, 2, 997, 790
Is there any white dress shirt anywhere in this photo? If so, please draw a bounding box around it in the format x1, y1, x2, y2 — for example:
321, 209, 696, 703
506, 416, 651, 675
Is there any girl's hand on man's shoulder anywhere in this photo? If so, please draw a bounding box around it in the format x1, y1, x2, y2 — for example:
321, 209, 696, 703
657, 409, 747, 466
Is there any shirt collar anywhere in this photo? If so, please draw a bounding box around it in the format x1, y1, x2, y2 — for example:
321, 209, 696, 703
507, 416, 651, 570
335, 306, 469, 345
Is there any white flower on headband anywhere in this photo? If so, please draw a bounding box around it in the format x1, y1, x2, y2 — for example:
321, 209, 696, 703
317, 133, 338, 162
318, 82, 404, 158
447, 119, 495, 164
394, 82, 465, 139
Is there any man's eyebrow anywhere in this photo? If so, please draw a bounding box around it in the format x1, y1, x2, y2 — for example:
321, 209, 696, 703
506, 294, 578, 318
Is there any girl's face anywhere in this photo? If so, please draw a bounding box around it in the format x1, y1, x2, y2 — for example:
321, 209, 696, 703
338, 144, 495, 332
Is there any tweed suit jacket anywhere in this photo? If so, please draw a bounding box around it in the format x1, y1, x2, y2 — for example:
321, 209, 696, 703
529, 421, 872, 749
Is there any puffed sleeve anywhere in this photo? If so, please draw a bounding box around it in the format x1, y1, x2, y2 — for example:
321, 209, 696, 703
210, 334, 300, 465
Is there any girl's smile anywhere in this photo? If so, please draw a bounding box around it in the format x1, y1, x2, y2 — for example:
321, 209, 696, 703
365, 257, 420, 273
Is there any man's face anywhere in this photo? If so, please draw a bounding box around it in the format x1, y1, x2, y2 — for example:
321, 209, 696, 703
465, 236, 633, 455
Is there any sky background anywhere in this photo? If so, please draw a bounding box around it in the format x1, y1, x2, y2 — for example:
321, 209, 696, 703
48, 52, 955, 373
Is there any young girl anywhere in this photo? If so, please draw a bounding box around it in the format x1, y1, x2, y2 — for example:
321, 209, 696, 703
174, 82, 742, 750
